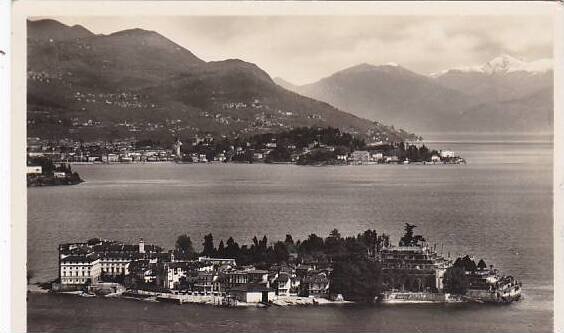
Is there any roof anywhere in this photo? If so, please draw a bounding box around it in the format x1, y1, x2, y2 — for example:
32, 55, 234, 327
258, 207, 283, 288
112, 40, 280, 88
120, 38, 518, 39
247, 269, 268, 274
61, 254, 99, 263
92, 242, 161, 253
224, 270, 248, 275
127, 259, 151, 271
168, 261, 200, 270
303, 273, 329, 284
198, 256, 236, 262
99, 252, 143, 260
60, 247, 90, 256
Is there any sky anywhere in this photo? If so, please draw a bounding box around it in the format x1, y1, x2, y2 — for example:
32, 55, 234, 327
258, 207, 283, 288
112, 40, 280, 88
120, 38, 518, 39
43, 16, 553, 85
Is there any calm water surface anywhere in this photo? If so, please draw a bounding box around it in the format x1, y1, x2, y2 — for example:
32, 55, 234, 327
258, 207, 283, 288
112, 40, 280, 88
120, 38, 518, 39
27, 133, 553, 332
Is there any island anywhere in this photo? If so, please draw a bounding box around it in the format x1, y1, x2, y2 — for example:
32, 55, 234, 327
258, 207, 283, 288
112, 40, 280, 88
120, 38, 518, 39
34, 224, 520, 307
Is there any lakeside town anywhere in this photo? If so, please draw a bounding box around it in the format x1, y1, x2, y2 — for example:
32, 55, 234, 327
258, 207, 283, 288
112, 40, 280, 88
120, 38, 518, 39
32, 224, 521, 307
26, 127, 466, 186
27, 127, 465, 165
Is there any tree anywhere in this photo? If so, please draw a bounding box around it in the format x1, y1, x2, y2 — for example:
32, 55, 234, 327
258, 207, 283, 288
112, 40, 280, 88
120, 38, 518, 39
202, 233, 216, 257
477, 259, 487, 271
273, 241, 289, 263
443, 266, 468, 295
284, 234, 294, 245
264, 147, 291, 163
359, 230, 378, 256
217, 240, 225, 258
329, 229, 341, 240
330, 257, 382, 303
175, 234, 195, 258
300, 234, 324, 254
225, 237, 240, 259
454, 255, 477, 272
399, 223, 425, 247
249, 235, 269, 263
325, 229, 345, 258
343, 237, 367, 258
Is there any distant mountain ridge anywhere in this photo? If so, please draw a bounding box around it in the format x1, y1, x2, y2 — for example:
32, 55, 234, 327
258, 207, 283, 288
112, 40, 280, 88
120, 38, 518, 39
430, 54, 552, 77
293, 63, 475, 132
27, 19, 417, 143
27, 18, 94, 41
281, 55, 553, 133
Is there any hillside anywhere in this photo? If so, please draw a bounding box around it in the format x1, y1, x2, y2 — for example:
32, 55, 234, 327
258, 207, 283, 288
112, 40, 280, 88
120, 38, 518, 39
295, 63, 474, 133
458, 87, 553, 132
286, 56, 553, 133
27, 19, 417, 144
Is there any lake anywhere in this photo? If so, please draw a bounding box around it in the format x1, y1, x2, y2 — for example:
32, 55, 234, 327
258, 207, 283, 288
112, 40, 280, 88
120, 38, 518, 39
27, 133, 554, 332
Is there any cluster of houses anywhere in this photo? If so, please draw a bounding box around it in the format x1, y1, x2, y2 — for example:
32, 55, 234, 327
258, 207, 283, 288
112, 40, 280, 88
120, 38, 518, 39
27, 137, 177, 163
346, 146, 464, 165
27, 136, 464, 166
55, 238, 331, 304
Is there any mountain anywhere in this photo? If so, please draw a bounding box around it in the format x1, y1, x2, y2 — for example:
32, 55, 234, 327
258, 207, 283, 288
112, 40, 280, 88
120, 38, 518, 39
457, 87, 553, 132
27, 18, 94, 42
273, 77, 299, 91
285, 55, 553, 133
432, 54, 553, 105
292, 63, 474, 133
431, 54, 552, 77
27, 19, 417, 143
431, 54, 553, 132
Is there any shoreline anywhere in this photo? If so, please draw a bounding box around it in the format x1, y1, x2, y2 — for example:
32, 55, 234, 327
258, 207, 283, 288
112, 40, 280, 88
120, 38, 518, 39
65, 161, 466, 167
27, 284, 493, 307
27, 284, 354, 308
27, 288, 496, 308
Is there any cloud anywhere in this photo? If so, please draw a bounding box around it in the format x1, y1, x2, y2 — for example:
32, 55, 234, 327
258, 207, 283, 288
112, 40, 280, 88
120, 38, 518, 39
48, 15, 553, 84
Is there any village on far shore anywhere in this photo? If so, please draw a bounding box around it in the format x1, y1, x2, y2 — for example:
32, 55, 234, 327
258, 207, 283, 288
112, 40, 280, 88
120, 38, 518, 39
31, 224, 521, 307
26, 127, 466, 186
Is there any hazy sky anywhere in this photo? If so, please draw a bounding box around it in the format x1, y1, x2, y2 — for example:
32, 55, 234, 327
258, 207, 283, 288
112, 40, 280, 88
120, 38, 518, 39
46, 16, 553, 85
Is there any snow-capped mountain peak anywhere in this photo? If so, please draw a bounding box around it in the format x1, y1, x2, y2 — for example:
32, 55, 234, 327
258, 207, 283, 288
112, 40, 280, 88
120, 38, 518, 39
430, 55, 552, 77
482, 54, 525, 74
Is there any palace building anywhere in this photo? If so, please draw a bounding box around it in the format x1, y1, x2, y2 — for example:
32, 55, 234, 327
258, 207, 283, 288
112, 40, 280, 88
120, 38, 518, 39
55, 238, 162, 290
378, 224, 451, 293
379, 244, 451, 292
